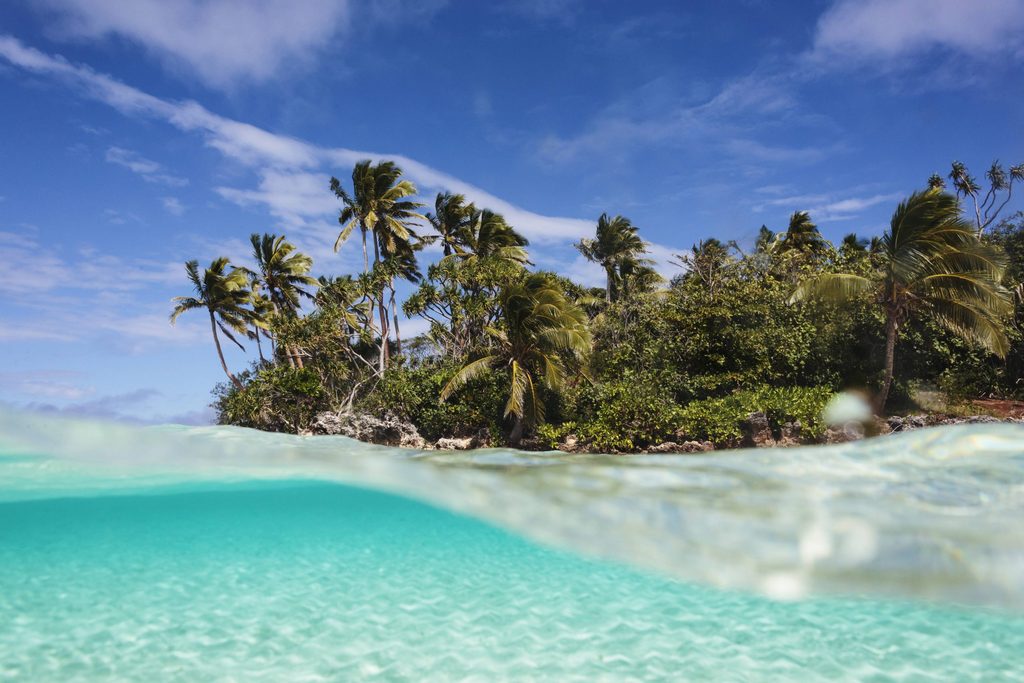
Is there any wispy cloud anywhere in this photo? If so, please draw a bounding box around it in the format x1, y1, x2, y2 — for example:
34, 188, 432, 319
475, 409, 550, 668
32, 0, 454, 89
0, 371, 92, 400
536, 71, 823, 166
0, 36, 591, 243
811, 0, 1024, 64
162, 196, 185, 216
105, 146, 189, 186
754, 191, 900, 222
36, 0, 351, 88
0, 229, 205, 346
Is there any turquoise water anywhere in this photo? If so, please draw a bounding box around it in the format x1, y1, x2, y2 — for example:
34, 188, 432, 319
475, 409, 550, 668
1, 414, 1023, 680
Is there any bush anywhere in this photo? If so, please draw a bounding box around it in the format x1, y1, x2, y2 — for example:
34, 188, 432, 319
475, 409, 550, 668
677, 386, 834, 444
360, 363, 508, 443
557, 375, 682, 451
214, 364, 324, 432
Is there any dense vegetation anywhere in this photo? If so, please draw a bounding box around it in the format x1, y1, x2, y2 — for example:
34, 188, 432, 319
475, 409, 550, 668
171, 159, 1024, 450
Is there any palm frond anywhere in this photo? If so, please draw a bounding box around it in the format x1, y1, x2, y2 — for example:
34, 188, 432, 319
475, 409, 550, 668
439, 355, 497, 402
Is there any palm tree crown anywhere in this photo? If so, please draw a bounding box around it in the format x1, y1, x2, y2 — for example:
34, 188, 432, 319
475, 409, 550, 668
170, 258, 254, 390
330, 160, 426, 271
249, 233, 318, 315
426, 192, 475, 257
576, 213, 650, 303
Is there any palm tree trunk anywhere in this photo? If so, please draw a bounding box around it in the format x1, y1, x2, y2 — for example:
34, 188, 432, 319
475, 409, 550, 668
509, 415, 525, 447
605, 265, 614, 303
210, 311, 244, 391
390, 286, 401, 357
361, 228, 369, 274
877, 312, 899, 414
254, 324, 266, 364
372, 234, 390, 371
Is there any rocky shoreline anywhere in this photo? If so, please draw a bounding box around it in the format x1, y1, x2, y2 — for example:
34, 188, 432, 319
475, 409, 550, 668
303, 410, 1022, 453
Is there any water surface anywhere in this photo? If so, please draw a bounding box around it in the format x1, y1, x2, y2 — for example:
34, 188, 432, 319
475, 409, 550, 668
1, 414, 1022, 680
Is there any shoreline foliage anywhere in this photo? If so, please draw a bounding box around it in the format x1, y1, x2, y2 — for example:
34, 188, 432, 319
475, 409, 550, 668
180, 159, 1023, 450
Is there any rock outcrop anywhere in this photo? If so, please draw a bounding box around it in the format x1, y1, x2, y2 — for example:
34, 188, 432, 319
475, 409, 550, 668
740, 411, 776, 448
309, 412, 426, 449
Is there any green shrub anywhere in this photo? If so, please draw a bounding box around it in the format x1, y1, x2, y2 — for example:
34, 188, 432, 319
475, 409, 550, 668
361, 363, 508, 443
214, 364, 324, 432
677, 386, 834, 444
556, 375, 682, 451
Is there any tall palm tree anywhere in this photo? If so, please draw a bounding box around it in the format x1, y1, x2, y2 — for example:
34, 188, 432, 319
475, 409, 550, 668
426, 191, 474, 257
170, 258, 253, 391
440, 274, 591, 445
331, 161, 425, 369
249, 233, 318, 368
331, 160, 425, 273
791, 190, 1012, 412
576, 213, 648, 303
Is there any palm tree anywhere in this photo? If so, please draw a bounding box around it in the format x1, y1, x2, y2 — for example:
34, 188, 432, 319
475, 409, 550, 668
246, 276, 274, 364
331, 161, 425, 369
618, 257, 662, 298
775, 211, 826, 254
170, 258, 253, 391
457, 208, 530, 265
576, 213, 648, 303
791, 190, 1012, 412
331, 160, 425, 273
249, 233, 318, 368
426, 192, 474, 257
440, 274, 591, 445
249, 233, 318, 315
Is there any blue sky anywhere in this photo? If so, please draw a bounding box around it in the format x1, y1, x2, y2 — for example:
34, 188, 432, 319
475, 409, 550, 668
1, 0, 1023, 423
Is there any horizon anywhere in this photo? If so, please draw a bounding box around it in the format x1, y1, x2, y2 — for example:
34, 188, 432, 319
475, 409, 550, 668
2, 0, 1023, 423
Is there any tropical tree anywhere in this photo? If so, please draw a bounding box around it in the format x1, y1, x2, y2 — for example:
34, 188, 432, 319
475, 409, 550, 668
944, 160, 1024, 233
249, 233, 318, 367
331, 161, 425, 369
457, 208, 530, 265
249, 233, 318, 315
576, 213, 649, 303
791, 190, 1012, 412
331, 160, 425, 272
426, 192, 475, 257
440, 274, 591, 444
170, 258, 254, 391
774, 211, 826, 254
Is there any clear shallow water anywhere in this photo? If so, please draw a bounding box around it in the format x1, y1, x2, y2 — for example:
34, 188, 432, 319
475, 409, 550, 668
1, 413, 1023, 680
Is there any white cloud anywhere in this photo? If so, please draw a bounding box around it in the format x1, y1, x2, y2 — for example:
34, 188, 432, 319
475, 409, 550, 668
0, 371, 92, 400
754, 191, 900, 222
813, 0, 1024, 63
162, 196, 186, 216
37, 0, 352, 88
105, 146, 189, 186
0, 36, 590, 243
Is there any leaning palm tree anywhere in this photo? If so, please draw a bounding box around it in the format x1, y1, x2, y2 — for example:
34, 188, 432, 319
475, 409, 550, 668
170, 258, 253, 391
440, 274, 591, 445
576, 213, 648, 303
791, 190, 1012, 412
